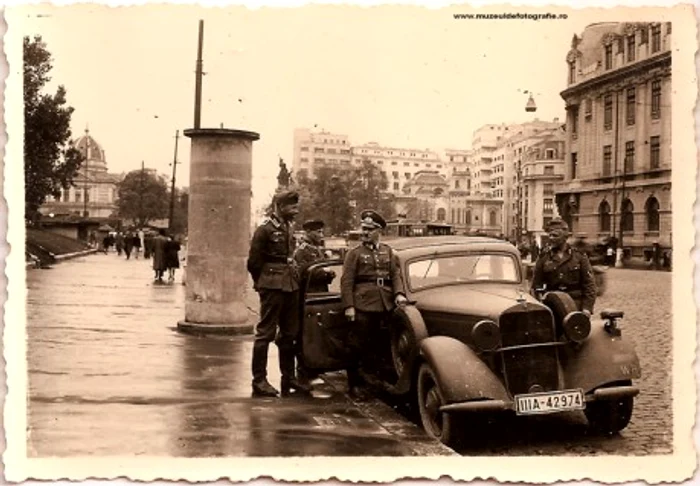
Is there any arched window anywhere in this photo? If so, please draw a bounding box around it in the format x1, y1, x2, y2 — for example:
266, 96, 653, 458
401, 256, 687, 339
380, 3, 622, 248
465, 209, 472, 225
646, 197, 660, 232
621, 199, 634, 232
489, 210, 497, 227
437, 208, 446, 221
599, 200, 611, 232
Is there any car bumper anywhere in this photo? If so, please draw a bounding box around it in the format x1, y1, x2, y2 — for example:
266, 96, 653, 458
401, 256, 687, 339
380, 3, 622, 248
439, 385, 640, 414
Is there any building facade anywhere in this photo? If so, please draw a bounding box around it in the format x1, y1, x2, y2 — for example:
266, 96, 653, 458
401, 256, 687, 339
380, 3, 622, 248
519, 131, 566, 245
558, 22, 672, 258
292, 128, 352, 180
40, 129, 120, 218
395, 170, 450, 221
445, 149, 472, 233
351, 142, 447, 196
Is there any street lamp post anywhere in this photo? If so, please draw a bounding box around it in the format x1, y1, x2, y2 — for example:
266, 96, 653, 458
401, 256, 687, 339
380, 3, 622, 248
168, 130, 181, 231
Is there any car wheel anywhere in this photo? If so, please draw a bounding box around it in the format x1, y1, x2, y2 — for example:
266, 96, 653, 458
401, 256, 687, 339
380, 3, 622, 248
585, 382, 634, 435
391, 322, 415, 379
417, 363, 460, 447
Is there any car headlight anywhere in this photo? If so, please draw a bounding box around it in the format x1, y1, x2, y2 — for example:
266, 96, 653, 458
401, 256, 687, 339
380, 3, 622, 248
471, 320, 500, 351
562, 312, 591, 343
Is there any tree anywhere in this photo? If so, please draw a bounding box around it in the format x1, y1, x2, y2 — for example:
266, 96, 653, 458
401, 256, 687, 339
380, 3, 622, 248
24, 36, 83, 222
296, 167, 354, 235
116, 170, 169, 227
348, 160, 396, 222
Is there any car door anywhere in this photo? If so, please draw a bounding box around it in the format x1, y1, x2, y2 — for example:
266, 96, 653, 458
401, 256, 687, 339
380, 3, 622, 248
300, 261, 355, 372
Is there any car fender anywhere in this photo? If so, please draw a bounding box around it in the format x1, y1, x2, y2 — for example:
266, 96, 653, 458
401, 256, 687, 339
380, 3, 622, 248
388, 304, 429, 395
420, 336, 510, 404
560, 320, 641, 393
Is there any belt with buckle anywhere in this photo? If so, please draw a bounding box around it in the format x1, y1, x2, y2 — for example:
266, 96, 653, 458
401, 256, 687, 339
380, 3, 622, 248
357, 276, 391, 286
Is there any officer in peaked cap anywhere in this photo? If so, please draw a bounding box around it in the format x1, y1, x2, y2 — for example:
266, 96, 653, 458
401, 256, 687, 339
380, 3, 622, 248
340, 209, 407, 401
531, 217, 597, 315
247, 189, 311, 398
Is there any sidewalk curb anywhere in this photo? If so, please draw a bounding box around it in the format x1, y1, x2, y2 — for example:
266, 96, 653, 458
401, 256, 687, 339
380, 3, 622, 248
319, 372, 458, 456
54, 248, 99, 261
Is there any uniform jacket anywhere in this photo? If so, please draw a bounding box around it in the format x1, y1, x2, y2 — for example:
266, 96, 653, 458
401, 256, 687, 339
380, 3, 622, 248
293, 237, 334, 293
247, 214, 299, 292
341, 241, 406, 312
531, 243, 597, 312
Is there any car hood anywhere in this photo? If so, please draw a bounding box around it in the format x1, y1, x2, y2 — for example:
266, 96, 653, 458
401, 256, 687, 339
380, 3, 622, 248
414, 284, 544, 320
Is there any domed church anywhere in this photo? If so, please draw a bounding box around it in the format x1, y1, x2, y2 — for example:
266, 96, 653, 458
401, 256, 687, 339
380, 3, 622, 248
40, 128, 120, 218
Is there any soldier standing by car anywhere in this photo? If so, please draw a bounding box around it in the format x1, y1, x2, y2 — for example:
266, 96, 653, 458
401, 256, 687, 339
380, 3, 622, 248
292, 219, 336, 389
530, 218, 597, 316
247, 190, 312, 398
341, 210, 408, 400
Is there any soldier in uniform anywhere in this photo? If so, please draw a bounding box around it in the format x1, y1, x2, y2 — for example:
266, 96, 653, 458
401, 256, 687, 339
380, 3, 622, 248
531, 218, 597, 316
247, 190, 312, 397
293, 219, 335, 294
341, 210, 408, 400
292, 219, 336, 389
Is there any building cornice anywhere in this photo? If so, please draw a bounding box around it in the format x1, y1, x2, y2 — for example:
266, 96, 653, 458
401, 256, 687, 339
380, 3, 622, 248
561, 51, 671, 100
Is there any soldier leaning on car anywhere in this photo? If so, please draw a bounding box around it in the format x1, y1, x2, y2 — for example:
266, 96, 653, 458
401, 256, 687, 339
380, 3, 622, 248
530, 218, 597, 316
340, 209, 408, 401
247, 190, 312, 398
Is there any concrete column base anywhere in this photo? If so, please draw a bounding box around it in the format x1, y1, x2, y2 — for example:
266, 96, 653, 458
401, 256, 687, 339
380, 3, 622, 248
177, 320, 254, 336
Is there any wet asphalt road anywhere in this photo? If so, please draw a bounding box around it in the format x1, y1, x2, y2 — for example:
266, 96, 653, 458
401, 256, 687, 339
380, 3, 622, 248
26, 253, 672, 457
26, 253, 452, 457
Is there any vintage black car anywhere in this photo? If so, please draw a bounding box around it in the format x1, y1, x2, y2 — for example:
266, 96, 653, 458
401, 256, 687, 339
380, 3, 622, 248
299, 236, 641, 447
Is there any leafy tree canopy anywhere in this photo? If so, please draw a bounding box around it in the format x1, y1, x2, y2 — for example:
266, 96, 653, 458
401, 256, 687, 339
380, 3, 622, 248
24, 35, 83, 221
294, 160, 395, 235
116, 170, 169, 228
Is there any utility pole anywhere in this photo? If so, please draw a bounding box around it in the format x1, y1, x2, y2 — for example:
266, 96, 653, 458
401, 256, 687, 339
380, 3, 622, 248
194, 20, 204, 129
614, 89, 624, 268
168, 130, 181, 231
83, 131, 89, 218
139, 160, 145, 228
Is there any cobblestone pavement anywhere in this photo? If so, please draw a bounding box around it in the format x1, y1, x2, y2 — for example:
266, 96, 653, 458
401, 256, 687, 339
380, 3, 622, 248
395, 268, 674, 456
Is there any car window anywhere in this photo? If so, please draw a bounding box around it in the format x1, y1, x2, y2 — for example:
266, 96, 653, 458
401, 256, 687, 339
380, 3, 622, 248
407, 253, 519, 290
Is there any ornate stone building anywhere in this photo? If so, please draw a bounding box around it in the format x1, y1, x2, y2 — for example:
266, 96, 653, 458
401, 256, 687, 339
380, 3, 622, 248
40, 129, 120, 218
558, 22, 672, 259
395, 170, 450, 221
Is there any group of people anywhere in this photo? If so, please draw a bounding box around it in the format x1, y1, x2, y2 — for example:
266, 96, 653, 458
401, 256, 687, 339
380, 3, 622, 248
90, 228, 183, 283
150, 229, 183, 283
247, 190, 407, 400
247, 191, 599, 402
113, 230, 143, 260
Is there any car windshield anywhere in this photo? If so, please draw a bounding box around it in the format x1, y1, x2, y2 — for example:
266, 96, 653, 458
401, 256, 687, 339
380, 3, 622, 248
407, 253, 520, 290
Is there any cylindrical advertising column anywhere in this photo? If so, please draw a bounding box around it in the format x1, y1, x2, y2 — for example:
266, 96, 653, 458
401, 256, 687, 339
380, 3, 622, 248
178, 128, 260, 335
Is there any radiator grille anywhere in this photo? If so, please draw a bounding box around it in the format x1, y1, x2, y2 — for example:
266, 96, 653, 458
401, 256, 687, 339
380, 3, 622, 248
499, 306, 559, 395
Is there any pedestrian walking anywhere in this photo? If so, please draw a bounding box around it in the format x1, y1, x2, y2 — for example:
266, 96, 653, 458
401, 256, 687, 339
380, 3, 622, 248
340, 210, 408, 401
152, 229, 168, 283
292, 219, 336, 389
164, 235, 181, 282
246, 190, 312, 398
530, 218, 597, 315
606, 246, 615, 266
115, 232, 124, 256
136, 229, 144, 259
124, 231, 134, 260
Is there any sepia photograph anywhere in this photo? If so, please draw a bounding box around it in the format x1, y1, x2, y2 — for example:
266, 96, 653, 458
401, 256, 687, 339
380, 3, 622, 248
2, 2, 697, 484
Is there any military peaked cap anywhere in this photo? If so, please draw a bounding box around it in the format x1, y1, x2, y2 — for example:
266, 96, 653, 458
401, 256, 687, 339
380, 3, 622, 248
302, 219, 325, 231
360, 209, 386, 229
274, 190, 300, 207
546, 218, 570, 232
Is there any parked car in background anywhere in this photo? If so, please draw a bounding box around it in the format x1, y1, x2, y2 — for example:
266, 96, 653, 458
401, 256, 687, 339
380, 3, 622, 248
300, 236, 640, 447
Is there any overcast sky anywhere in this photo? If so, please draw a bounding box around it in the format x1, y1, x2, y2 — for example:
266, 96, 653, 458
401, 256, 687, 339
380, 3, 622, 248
11, 4, 674, 210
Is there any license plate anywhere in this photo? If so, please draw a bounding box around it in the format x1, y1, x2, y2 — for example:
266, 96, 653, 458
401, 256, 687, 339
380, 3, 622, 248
515, 389, 585, 415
